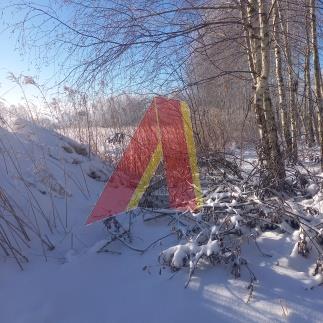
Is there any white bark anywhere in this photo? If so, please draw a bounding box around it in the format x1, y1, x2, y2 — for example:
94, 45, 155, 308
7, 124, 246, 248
309, 0, 323, 169
240, 0, 270, 166
272, 0, 293, 157
278, 1, 298, 161
304, 45, 316, 146
257, 0, 285, 181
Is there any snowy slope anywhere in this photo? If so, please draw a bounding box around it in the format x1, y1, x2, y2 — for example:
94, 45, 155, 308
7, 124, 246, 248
0, 120, 322, 323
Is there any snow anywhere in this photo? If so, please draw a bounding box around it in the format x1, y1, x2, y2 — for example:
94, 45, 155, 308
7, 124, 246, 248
306, 183, 319, 196
0, 120, 322, 323
2, 228, 323, 323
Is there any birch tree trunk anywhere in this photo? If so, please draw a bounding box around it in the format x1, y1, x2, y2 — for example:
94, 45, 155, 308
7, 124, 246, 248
240, 0, 270, 168
305, 7, 320, 144
272, 0, 293, 157
278, 1, 298, 162
309, 0, 323, 169
304, 45, 316, 146
257, 0, 285, 182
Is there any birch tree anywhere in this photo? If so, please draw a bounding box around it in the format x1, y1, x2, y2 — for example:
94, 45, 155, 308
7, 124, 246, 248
272, 0, 293, 158
240, 0, 285, 182
257, 0, 285, 181
240, 0, 271, 170
304, 38, 316, 146
277, 1, 298, 162
309, 0, 323, 169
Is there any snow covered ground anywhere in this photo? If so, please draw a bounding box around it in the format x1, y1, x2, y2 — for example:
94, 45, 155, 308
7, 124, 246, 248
0, 120, 322, 323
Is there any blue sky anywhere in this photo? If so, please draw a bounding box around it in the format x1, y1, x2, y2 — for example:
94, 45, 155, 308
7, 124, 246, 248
0, 20, 37, 104
0, 1, 64, 105
0, 0, 189, 105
